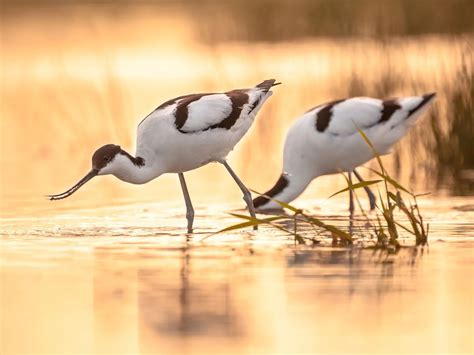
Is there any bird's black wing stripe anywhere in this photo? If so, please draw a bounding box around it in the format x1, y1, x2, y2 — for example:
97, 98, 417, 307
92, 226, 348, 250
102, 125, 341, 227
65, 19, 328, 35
175, 94, 213, 129
253, 174, 289, 208
379, 99, 402, 123
138, 94, 202, 128
315, 99, 345, 132
177, 91, 249, 133
407, 93, 436, 116
208, 91, 249, 129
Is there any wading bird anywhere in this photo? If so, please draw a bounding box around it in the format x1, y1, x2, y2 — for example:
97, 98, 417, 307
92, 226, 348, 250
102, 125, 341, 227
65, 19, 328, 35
253, 93, 436, 215
49, 79, 281, 233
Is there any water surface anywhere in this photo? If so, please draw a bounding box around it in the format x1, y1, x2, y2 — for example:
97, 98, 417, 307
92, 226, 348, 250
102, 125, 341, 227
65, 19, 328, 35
1, 198, 473, 354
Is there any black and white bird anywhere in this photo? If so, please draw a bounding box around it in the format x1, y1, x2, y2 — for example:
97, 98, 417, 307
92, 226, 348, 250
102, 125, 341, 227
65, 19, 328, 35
253, 93, 436, 213
48, 79, 281, 232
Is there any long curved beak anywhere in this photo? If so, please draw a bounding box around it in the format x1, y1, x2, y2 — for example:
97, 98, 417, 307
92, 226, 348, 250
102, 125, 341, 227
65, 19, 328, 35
47, 169, 98, 200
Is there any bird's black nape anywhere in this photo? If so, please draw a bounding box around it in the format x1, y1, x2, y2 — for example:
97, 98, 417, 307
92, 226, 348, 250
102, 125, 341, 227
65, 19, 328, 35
118, 149, 145, 167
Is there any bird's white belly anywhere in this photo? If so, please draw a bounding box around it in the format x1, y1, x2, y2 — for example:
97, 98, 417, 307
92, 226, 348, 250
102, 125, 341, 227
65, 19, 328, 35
318, 141, 374, 174
285, 131, 378, 178
157, 124, 251, 173
316, 130, 394, 175
164, 135, 234, 172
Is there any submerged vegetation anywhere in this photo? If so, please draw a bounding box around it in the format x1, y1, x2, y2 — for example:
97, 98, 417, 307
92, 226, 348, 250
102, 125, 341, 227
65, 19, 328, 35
213, 130, 429, 251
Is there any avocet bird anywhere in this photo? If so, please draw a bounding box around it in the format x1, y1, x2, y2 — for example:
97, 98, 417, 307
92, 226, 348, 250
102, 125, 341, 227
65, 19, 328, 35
253, 93, 436, 213
48, 79, 281, 232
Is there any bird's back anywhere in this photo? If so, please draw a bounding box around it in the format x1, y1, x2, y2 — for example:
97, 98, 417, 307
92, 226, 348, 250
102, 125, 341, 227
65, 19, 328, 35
283, 93, 436, 175
135, 80, 279, 173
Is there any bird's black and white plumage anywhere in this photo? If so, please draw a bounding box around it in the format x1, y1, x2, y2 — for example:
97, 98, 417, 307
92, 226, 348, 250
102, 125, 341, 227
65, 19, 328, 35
135, 79, 280, 175
253, 93, 436, 210
49, 79, 280, 233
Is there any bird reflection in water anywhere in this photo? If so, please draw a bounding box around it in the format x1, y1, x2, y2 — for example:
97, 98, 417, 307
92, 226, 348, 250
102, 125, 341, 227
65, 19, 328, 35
137, 243, 242, 341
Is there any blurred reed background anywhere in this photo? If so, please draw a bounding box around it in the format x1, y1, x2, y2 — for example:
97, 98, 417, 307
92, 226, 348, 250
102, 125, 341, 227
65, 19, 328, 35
1, 0, 473, 215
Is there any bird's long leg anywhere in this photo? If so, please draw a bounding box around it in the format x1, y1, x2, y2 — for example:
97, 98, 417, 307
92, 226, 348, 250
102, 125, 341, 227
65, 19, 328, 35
353, 169, 376, 210
221, 161, 258, 230
348, 171, 355, 236
348, 171, 354, 218
178, 173, 195, 234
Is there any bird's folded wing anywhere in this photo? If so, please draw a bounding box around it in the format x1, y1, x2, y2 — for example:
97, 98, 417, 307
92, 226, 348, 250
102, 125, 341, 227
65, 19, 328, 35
309, 97, 412, 136
177, 93, 242, 133
139, 81, 276, 133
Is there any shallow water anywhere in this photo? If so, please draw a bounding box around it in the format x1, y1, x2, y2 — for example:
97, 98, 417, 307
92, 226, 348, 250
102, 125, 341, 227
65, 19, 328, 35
1, 197, 473, 354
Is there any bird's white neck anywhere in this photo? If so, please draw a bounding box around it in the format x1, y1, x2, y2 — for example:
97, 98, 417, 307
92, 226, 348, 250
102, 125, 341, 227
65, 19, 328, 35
100, 151, 162, 185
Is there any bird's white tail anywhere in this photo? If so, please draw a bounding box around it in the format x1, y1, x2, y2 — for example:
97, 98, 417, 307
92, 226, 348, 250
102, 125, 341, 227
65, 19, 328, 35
373, 92, 436, 154
255, 79, 282, 93
401, 92, 436, 124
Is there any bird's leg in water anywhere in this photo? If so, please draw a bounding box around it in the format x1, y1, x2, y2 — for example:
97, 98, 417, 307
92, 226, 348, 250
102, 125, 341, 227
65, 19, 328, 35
348, 171, 355, 217
222, 161, 258, 230
353, 169, 376, 210
348, 171, 354, 235
178, 173, 194, 234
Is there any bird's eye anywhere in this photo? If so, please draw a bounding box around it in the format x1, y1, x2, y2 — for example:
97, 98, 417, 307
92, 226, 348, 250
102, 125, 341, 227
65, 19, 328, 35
104, 156, 109, 162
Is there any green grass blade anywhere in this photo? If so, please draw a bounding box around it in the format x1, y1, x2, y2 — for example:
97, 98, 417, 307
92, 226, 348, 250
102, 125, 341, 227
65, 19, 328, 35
415, 192, 431, 197
387, 191, 399, 203
355, 127, 385, 172
328, 180, 382, 199
304, 216, 353, 242
201, 214, 289, 241
368, 168, 413, 195
215, 220, 260, 233
216, 215, 285, 233
250, 189, 301, 213
393, 221, 416, 235
227, 213, 290, 226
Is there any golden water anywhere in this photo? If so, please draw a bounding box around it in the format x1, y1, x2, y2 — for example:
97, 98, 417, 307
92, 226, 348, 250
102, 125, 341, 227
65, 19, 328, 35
1, 3, 473, 354
1, 198, 474, 353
